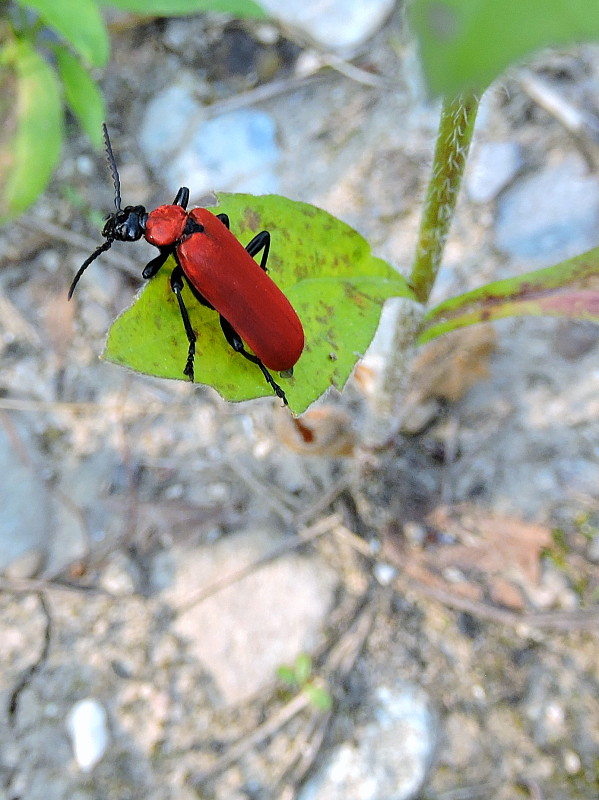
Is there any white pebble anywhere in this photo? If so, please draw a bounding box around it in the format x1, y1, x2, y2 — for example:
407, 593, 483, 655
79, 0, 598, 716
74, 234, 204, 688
66, 698, 109, 772
373, 562, 398, 586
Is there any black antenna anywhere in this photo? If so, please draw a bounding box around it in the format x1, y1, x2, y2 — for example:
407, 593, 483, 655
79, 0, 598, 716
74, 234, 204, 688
68, 240, 114, 299
102, 122, 122, 212
68, 123, 121, 300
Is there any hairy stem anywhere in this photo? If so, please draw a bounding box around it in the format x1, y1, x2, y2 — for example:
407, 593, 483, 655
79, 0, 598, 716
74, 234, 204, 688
410, 92, 480, 303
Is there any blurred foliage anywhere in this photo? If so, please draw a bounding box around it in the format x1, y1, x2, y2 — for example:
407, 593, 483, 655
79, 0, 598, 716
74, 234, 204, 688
0, 0, 264, 220
409, 0, 599, 96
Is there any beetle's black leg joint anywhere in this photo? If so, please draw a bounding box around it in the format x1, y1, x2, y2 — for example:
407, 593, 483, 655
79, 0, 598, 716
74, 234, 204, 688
173, 187, 190, 209
245, 230, 270, 272
216, 213, 230, 229
183, 217, 204, 236
142, 246, 173, 280
171, 265, 196, 382
219, 315, 288, 405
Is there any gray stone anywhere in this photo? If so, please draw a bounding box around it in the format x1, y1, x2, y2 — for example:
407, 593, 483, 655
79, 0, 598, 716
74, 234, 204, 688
495, 155, 599, 260
0, 422, 51, 574
259, 0, 395, 52
164, 109, 280, 198
139, 85, 280, 198
139, 83, 202, 172
165, 528, 338, 705
299, 683, 436, 800
466, 140, 522, 203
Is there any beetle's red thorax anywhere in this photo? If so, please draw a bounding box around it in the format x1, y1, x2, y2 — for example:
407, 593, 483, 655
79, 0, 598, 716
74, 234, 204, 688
145, 204, 188, 247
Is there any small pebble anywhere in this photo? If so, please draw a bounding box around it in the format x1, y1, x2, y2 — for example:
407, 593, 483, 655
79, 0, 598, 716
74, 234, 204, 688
66, 698, 109, 772
563, 749, 581, 774
373, 562, 398, 586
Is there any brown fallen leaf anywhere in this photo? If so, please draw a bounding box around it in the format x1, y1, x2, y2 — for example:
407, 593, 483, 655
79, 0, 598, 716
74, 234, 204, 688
384, 504, 552, 610
427, 505, 551, 585
407, 324, 497, 404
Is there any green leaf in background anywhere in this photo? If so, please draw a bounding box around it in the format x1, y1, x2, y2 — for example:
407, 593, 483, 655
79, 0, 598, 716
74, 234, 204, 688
102, 0, 267, 19
14, 0, 109, 68
409, 0, 599, 96
419, 245, 599, 343
54, 46, 105, 148
1, 39, 63, 220
293, 653, 312, 685
276, 665, 297, 686
103, 194, 414, 413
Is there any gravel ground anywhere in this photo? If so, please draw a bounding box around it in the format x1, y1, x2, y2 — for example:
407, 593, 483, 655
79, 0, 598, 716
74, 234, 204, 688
1, 6, 599, 799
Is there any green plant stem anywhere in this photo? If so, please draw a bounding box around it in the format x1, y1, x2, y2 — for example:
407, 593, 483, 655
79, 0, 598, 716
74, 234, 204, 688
409, 92, 480, 303
359, 93, 480, 447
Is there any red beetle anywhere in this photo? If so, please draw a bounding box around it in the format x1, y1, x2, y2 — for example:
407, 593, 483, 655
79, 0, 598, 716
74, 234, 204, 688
69, 124, 304, 405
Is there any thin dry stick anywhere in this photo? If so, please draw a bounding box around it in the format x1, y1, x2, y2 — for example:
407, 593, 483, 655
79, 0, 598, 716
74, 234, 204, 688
293, 474, 352, 526
192, 692, 312, 787
276, 708, 333, 798
519, 68, 599, 168
0, 396, 193, 416
227, 457, 298, 523
334, 521, 599, 633
396, 575, 599, 632
436, 783, 502, 800
0, 292, 41, 345
0, 575, 113, 597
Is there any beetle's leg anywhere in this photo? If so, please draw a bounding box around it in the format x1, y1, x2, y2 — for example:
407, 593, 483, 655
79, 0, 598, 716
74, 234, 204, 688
219, 315, 287, 405
173, 187, 189, 209
245, 230, 270, 272
170, 264, 196, 382
142, 246, 174, 280
216, 213, 230, 229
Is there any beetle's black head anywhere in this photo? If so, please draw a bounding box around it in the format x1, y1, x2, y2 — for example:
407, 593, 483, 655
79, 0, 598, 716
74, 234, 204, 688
102, 205, 148, 243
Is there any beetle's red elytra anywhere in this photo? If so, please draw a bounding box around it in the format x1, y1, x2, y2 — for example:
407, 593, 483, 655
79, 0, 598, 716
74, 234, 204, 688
69, 124, 304, 405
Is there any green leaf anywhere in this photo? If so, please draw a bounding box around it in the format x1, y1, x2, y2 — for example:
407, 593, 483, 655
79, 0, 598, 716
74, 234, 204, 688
419, 245, 599, 343
14, 0, 109, 68
54, 46, 105, 148
293, 653, 312, 685
1, 39, 63, 219
103, 194, 414, 413
409, 0, 599, 96
276, 665, 298, 686
304, 684, 332, 711
102, 0, 267, 19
